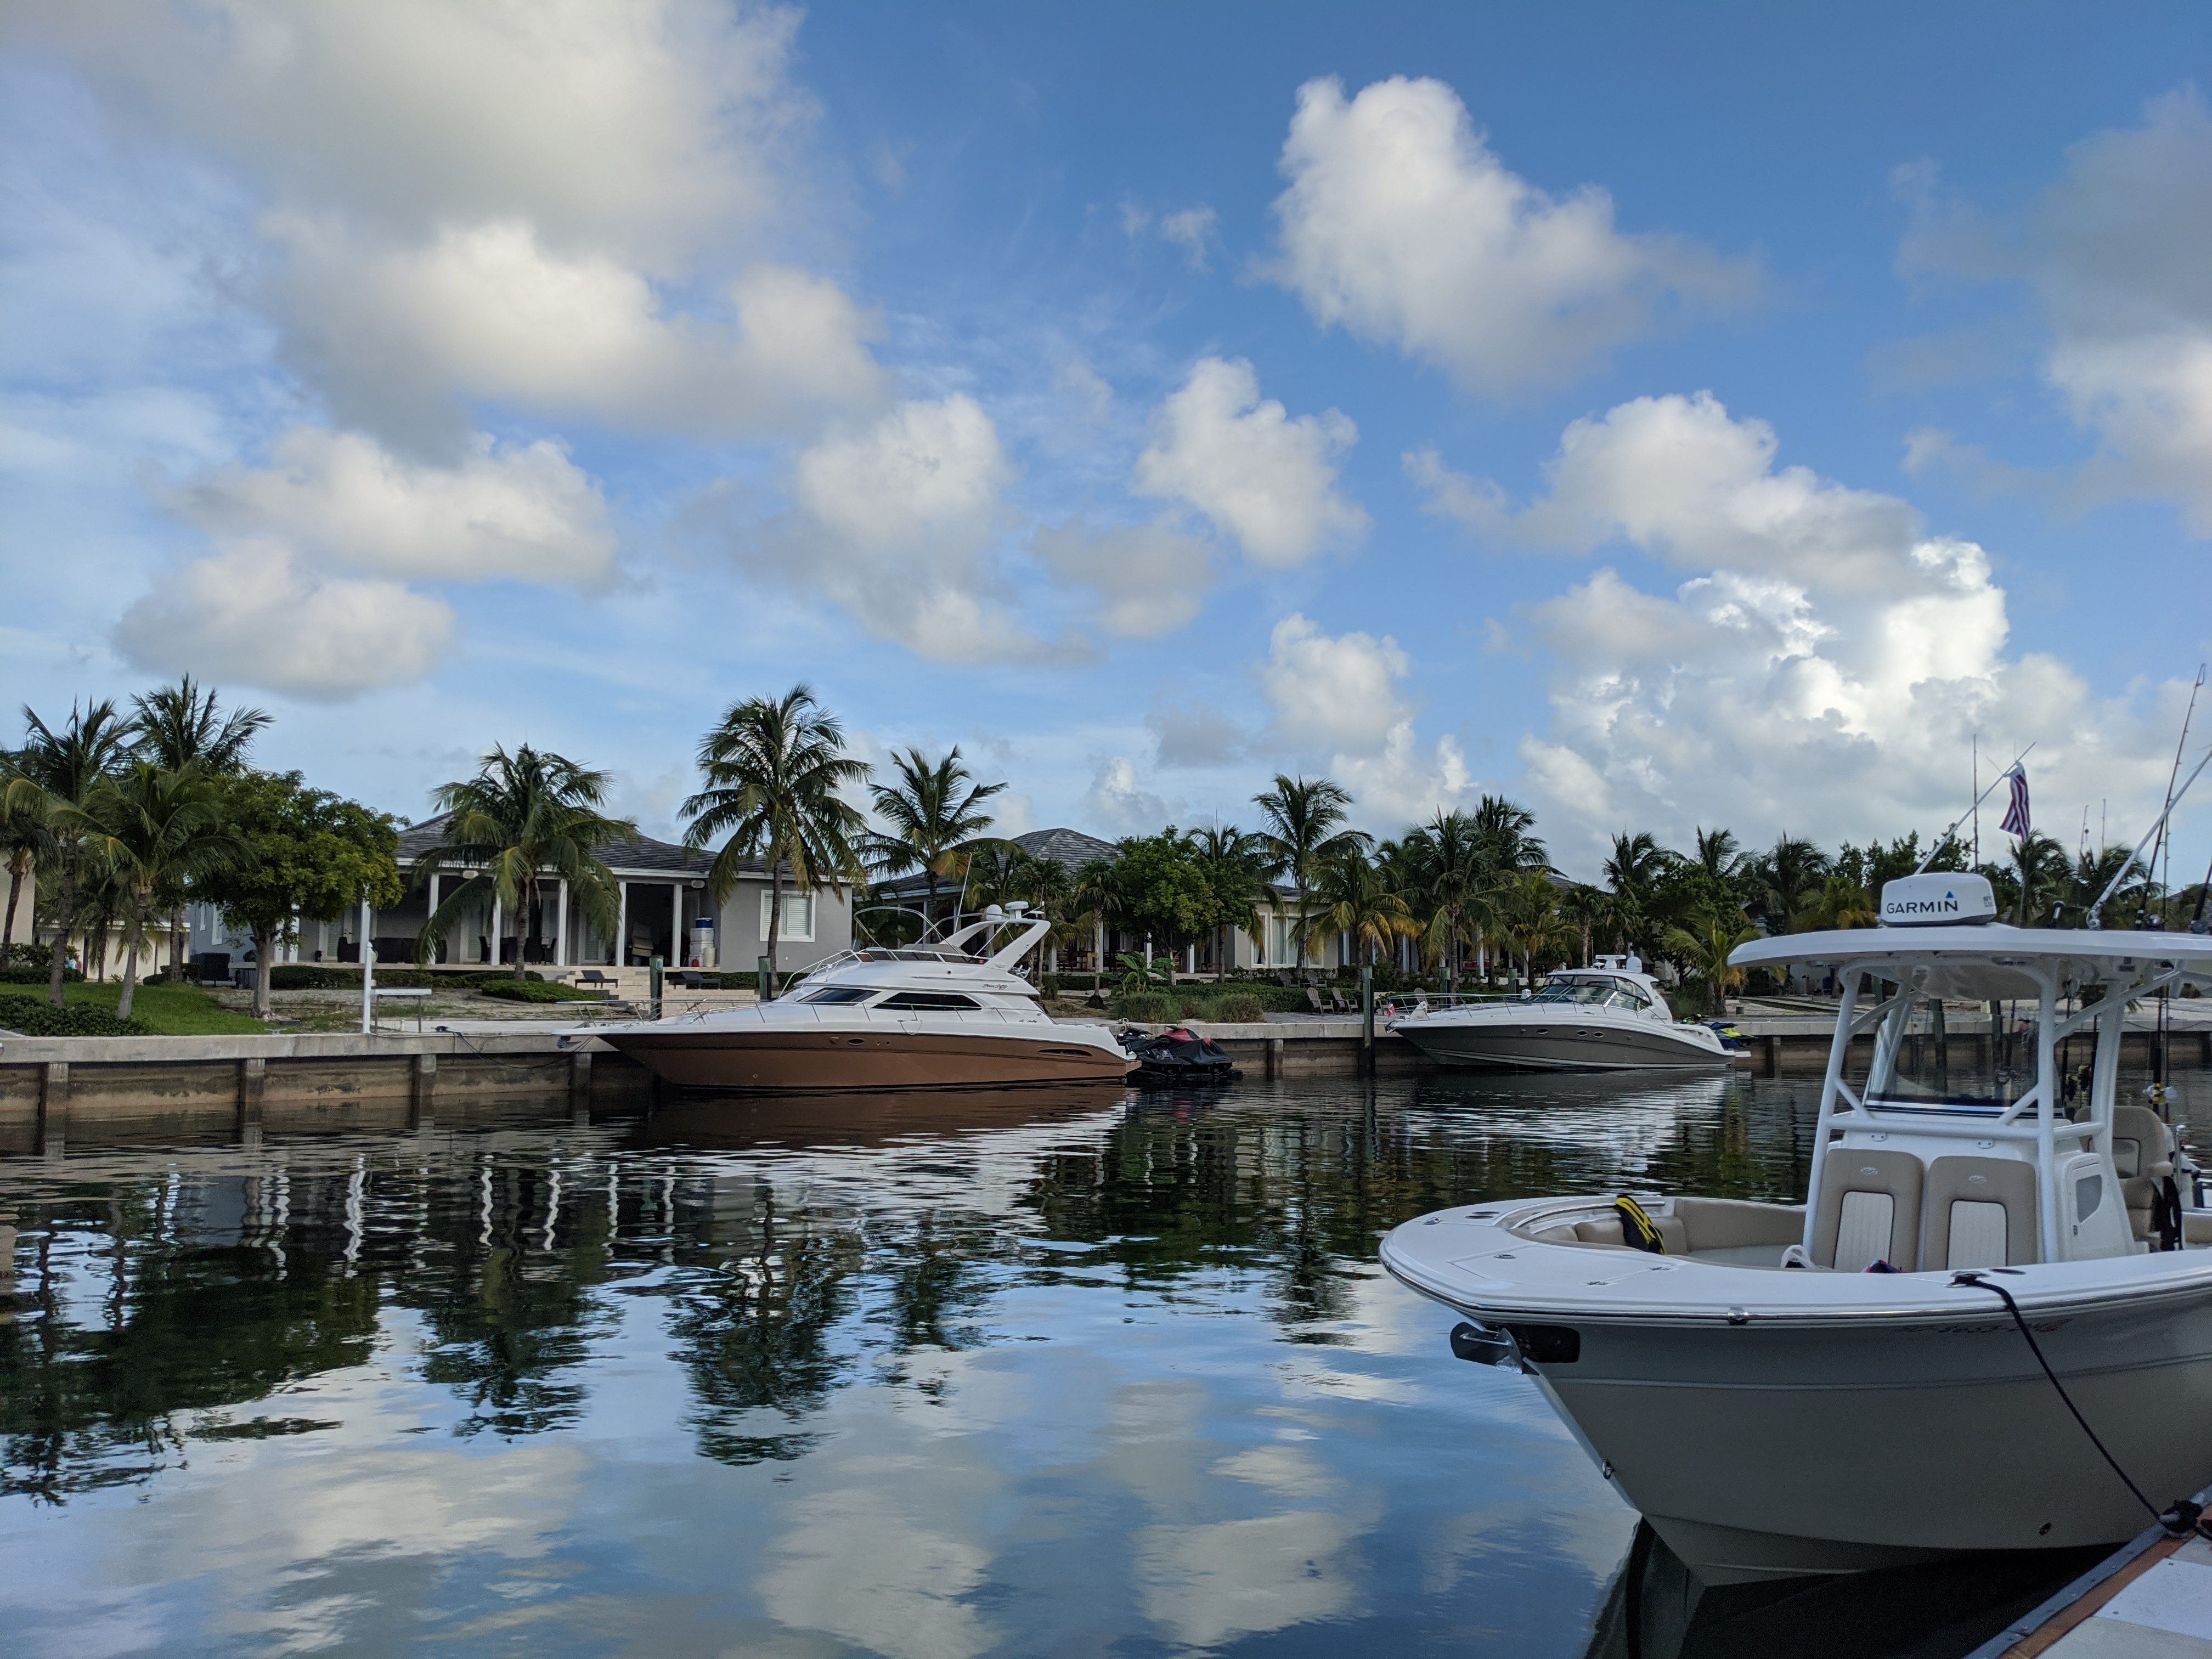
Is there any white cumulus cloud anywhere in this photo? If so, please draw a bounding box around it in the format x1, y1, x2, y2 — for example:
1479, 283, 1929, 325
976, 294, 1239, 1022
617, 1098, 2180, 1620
1447, 392, 2190, 870
167, 427, 618, 585
1132, 358, 1366, 567
1257, 613, 1469, 828
1895, 90, 2212, 533
12, 0, 883, 452
762, 396, 1041, 663
114, 543, 454, 699
1266, 76, 1758, 397
1033, 519, 1214, 637
1084, 755, 1182, 836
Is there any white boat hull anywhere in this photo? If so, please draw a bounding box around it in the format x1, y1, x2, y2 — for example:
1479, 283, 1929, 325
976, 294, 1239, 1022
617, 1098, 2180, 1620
1521, 1296, 2212, 1581
1392, 1006, 1733, 1073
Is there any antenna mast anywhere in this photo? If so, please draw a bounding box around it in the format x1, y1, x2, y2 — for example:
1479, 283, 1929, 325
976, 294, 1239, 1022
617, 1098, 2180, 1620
1917, 742, 2035, 874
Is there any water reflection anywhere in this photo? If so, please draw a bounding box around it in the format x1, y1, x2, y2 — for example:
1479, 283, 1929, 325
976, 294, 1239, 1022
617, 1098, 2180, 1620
1, 1067, 2204, 1656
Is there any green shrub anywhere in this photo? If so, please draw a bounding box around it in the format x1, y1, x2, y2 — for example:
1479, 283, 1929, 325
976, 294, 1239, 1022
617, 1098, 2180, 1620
1114, 990, 1172, 1022
0, 995, 150, 1036
480, 978, 602, 1004
0, 965, 83, 985
1207, 992, 1267, 1023
1, 943, 49, 970
1037, 974, 1060, 997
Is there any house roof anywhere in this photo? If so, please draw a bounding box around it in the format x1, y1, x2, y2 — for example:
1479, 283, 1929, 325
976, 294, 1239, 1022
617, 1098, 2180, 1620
1009, 826, 1119, 869
395, 815, 766, 879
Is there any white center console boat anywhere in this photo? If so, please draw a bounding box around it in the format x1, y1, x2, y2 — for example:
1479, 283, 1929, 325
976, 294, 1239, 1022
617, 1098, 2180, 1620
591, 907, 1135, 1091
1381, 873, 2212, 1583
1389, 956, 1732, 1072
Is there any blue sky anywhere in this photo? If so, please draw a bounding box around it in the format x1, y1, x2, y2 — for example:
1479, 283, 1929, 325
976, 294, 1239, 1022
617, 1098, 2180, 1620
4, 2, 2209, 878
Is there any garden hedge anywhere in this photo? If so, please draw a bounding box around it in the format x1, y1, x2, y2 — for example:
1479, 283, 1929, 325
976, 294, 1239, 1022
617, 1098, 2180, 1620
0, 996, 150, 1036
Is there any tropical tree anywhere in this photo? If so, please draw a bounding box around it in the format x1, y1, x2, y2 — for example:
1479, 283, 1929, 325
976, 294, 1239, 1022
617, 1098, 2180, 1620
1193, 824, 1269, 980
2063, 843, 2147, 929
1253, 775, 1370, 974
958, 839, 1031, 918
1666, 907, 1759, 1016
416, 745, 639, 980
1689, 826, 1749, 894
63, 762, 250, 1018
868, 747, 1005, 935
1307, 848, 1413, 971
1996, 830, 2073, 927
1560, 883, 1607, 968
1010, 854, 1079, 977
1400, 810, 1494, 992
5, 700, 135, 1005
0, 748, 48, 956
1795, 873, 1878, 933
683, 686, 868, 996
1493, 870, 1578, 990
129, 676, 269, 772
129, 676, 271, 972
202, 771, 404, 1019
1745, 834, 1832, 933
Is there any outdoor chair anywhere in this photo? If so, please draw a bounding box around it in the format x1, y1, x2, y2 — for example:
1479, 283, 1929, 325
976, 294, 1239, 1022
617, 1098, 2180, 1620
678, 971, 704, 991
1305, 988, 1327, 1014
577, 969, 614, 996
1328, 989, 1350, 1013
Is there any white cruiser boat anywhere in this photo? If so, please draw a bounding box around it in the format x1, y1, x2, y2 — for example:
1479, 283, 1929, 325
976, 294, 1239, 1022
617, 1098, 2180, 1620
592, 907, 1135, 1091
1382, 873, 2212, 1584
1389, 956, 1732, 1071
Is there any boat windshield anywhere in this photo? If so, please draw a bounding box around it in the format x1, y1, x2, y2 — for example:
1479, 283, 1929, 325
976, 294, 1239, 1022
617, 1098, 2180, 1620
791, 986, 876, 1005
1532, 976, 1650, 1010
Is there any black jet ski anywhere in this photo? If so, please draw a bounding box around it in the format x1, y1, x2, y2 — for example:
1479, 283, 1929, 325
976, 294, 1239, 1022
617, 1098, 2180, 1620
1124, 1026, 1240, 1082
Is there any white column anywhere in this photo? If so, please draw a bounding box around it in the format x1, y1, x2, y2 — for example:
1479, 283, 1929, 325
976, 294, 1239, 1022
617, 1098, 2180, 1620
673, 884, 685, 962
359, 893, 374, 1034
491, 896, 503, 966
427, 873, 441, 965
555, 878, 569, 966
617, 881, 629, 966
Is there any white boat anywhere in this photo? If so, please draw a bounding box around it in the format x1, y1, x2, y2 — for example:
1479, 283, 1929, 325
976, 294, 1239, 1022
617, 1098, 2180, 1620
1380, 873, 2212, 1584
1388, 956, 1733, 1072
591, 907, 1136, 1091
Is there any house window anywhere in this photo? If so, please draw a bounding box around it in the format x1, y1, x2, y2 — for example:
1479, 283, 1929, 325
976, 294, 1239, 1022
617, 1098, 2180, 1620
1266, 913, 1296, 967
759, 890, 815, 943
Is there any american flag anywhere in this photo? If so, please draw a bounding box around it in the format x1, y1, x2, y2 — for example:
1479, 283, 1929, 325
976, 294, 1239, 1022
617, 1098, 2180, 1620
1999, 764, 2031, 837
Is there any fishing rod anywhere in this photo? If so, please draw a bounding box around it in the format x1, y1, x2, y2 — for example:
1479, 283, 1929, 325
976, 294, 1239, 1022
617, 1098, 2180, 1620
2087, 742, 2212, 929
1915, 742, 2036, 874
2146, 665, 2207, 928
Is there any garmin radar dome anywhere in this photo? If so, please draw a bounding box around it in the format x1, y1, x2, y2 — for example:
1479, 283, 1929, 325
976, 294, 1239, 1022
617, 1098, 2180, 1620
1878, 871, 1997, 927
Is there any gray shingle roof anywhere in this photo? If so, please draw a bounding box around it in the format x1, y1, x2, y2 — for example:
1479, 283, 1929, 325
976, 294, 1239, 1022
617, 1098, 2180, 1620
1009, 827, 1119, 869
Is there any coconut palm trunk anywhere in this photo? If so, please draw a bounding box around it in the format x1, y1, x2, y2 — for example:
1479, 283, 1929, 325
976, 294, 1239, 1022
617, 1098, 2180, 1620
764, 867, 785, 996
116, 892, 147, 1020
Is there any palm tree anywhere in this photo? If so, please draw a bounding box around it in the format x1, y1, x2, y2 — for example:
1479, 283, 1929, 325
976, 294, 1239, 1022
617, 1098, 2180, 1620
64, 761, 249, 1018
1399, 810, 1493, 992
1795, 874, 1879, 932
130, 676, 270, 772
1560, 883, 1606, 967
0, 748, 49, 958
1493, 870, 1577, 991
960, 839, 1031, 918
683, 686, 869, 997
1746, 834, 1831, 933
2064, 843, 2145, 929
415, 745, 639, 978
2002, 830, 2073, 927
1194, 824, 1268, 980
1253, 775, 1370, 975
868, 747, 1006, 936
1011, 854, 1079, 977
130, 676, 272, 974
1665, 907, 1758, 1016
1308, 848, 1413, 972
5, 700, 136, 1005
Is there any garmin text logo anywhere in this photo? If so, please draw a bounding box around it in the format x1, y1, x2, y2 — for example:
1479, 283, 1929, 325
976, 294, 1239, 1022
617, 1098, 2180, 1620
1887, 893, 1960, 918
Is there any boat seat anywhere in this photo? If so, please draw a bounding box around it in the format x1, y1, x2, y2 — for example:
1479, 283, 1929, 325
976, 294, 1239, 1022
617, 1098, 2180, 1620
1921, 1156, 2039, 1269
1811, 1149, 1922, 1271
2113, 1104, 2175, 1242
1572, 1212, 1689, 1254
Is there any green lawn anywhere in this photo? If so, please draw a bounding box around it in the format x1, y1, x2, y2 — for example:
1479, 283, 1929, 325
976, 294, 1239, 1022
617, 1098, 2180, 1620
61, 980, 271, 1035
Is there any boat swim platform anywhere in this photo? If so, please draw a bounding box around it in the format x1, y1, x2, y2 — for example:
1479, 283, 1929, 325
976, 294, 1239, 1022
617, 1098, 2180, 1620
1968, 1488, 2212, 1658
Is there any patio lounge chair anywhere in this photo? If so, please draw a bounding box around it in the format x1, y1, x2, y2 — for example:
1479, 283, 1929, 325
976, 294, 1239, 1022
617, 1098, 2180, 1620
1305, 988, 1328, 1014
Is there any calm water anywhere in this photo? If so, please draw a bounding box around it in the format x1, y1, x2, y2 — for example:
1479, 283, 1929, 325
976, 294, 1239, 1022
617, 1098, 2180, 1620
4, 1067, 2208, 1659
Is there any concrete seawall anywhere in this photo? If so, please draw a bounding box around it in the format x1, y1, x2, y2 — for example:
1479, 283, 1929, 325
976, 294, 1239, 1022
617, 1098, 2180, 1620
3, 1012, 2204, 1153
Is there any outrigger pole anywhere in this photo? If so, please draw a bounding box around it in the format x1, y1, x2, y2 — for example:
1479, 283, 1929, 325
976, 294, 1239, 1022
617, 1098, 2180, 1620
1915, 742, 2036, 874
2087, 742, 2212, 929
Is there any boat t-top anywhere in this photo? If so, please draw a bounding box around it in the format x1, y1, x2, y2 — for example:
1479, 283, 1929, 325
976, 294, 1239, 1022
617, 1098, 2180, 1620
1382, 870, 2212, 1584
1388, 955, 1733, 1072
592, 906, 1136, 1092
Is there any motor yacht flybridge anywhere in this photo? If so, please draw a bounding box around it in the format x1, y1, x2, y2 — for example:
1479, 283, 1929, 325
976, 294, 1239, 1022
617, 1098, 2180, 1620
1382, 870, 2212, 1584
1389, 956, 1732, 1071
593, 906, 1136, 1091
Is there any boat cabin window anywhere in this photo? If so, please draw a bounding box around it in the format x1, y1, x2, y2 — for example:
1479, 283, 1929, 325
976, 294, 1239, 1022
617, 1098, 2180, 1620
875, 991, 981, 1012
1533, 976, 1650, 1011
793, 986, 875, 1006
